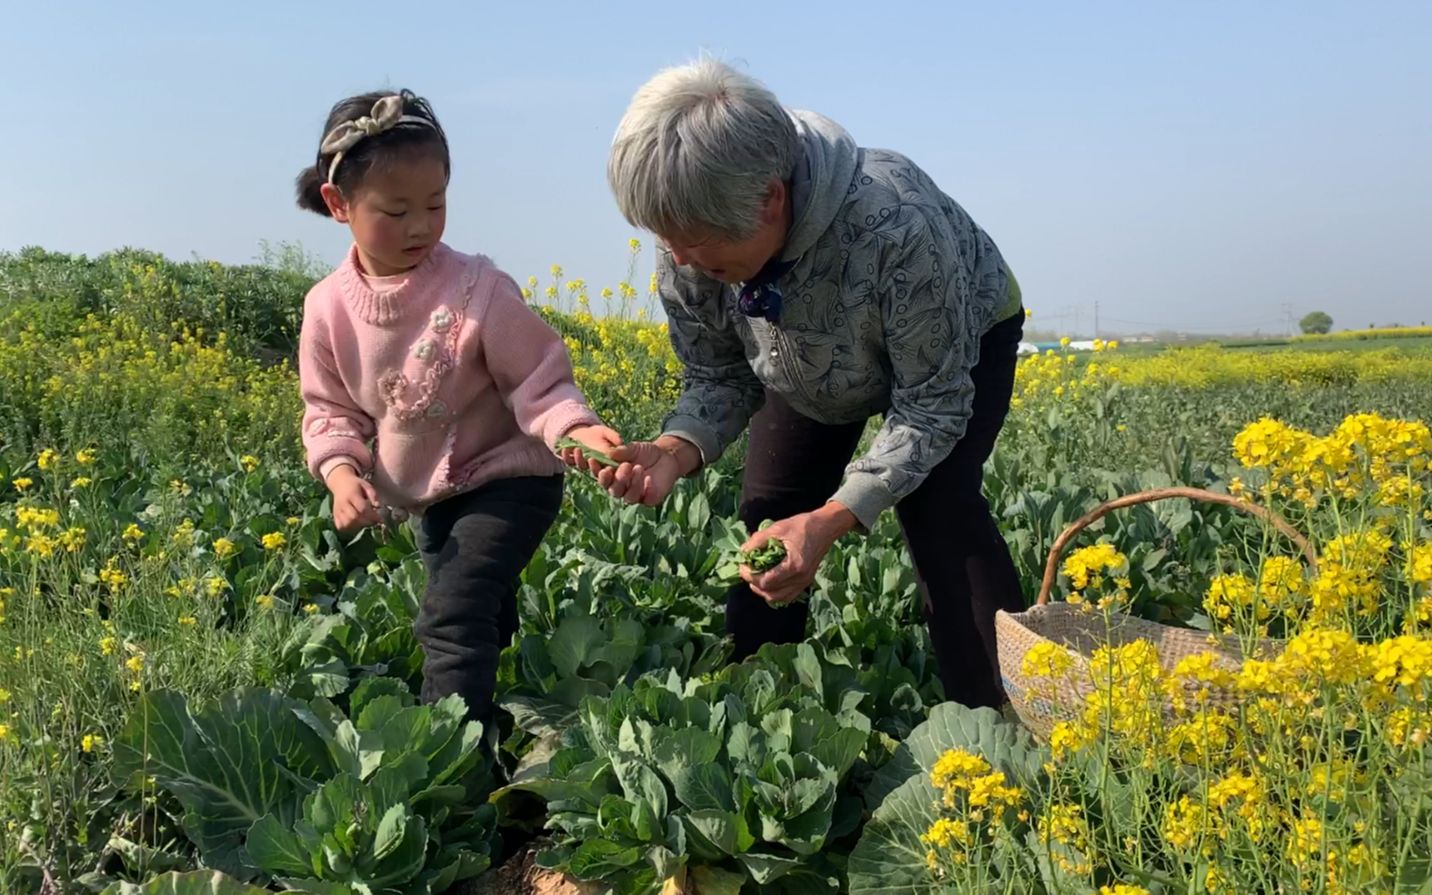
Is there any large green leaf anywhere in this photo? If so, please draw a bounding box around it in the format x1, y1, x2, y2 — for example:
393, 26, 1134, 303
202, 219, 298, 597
112, 689, 335, 879
653, 728, 722, 785
587, 617, 648, 672
612, 755, 669, 821
681, 809, 748, 858
548, 612, 606, 678
672, 763, 734, 812
367, 808, 428, 887
100, 871, 274, 895
725, 718, 763, 760
791, 707, 866, 779
736, 851, 803, 884
549, 676, 614, 712
372, 803, 409, 861
498, 743, 612, 809
421, 699, 486, 786
420, 844, 492, 893
754, 781, 837, 856
352, 693, 481, 786
559, 839, 645, 879
245, 815, 315, 877
865, 701, 1044, 811
847, 773, 945, 895
308, 775, 365, 856
348, 676, 414, 716
501, 693, 578, 740
252, 769, 431, 890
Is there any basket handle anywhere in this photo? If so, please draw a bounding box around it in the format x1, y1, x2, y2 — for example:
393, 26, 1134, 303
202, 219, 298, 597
1035, 486, 1317, 606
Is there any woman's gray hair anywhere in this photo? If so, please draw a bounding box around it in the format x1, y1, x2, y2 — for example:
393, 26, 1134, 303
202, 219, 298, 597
607, 56, 800, 240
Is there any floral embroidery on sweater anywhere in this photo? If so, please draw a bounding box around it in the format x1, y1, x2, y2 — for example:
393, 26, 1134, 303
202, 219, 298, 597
376, 263, 481, 422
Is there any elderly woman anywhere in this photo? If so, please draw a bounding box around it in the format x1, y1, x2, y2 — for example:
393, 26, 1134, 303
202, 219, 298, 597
597, 58, 1026, 710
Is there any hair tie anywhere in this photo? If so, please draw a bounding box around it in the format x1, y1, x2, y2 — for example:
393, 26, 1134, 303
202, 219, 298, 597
320, 94, 435, 184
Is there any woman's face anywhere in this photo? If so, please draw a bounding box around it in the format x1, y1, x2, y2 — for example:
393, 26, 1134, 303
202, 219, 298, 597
659, 181, 791, 285
661, 232, 770, 284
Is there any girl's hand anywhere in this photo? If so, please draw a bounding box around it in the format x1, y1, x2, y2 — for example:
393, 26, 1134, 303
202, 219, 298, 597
326, 465, 383, 532
560, 425, 625, 474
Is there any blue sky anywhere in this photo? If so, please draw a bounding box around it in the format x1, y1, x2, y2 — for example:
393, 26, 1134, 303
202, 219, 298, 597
2, 1, 1428, 335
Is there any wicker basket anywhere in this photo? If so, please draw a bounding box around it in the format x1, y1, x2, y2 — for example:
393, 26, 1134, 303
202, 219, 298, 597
995, 487, 1318, 741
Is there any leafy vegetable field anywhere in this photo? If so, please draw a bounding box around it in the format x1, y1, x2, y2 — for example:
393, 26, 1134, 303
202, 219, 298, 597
2, 248, 1430, 894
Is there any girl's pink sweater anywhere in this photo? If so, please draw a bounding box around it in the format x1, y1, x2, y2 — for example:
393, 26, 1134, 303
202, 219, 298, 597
298, 243, 600, 510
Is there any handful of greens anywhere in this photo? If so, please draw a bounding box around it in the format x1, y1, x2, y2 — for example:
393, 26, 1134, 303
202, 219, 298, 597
555, 436, 620, 469
713, 519, 787, 586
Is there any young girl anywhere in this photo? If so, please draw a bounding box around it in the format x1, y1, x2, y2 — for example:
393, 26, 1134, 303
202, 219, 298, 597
294, 89, 620, 725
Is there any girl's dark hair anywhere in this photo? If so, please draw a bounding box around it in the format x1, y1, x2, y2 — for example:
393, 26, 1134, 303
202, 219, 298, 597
295, 89, 450, 217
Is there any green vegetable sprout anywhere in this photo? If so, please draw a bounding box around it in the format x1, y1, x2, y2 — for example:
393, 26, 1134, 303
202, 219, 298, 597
713, 519, 788, 586
554, 436, 619, 468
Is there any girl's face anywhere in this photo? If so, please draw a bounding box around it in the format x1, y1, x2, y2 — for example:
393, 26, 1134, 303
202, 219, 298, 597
321, 155, 448, 277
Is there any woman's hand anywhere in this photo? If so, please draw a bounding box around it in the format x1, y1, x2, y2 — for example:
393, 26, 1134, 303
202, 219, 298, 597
598, 438, 695, 506
559, 425, 625, 474
326, 465, 383, 533
743, 502, 859, 604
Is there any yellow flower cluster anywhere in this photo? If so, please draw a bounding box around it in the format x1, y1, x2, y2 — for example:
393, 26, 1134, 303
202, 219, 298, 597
1212, 413, 1432, 645
921, 748, 1025, 879
1111, 344, 1432, 389
1039, 610, 1432, 891
1409, 543, 1432, 590
1013, 344, 1121, 407
1295, 324, 1432, 343
0, 308, 301, 467
1037, 802, 1093, 877
1302, 529, 1395, 626
1164, 708, 1239, 766
1061, 543, 1132, 612
15, 507, 60, 530
1282, 813, 1380, 894
920, 816, 972, 858
1166, 651, 1238, 711
1232, 413, 1431, 508
1203, 556, 1308, 634
543, 309, 682, 433
931, 750, 995, 801
1020, 640, 1074, 680
1015, 342, 1432, 409
1084, 639, 1165, 756
99, 558, 127, 594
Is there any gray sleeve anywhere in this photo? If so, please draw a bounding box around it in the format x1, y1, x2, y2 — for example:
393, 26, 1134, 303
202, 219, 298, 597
657, 252, 766, 466
831, 216, 980, 530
